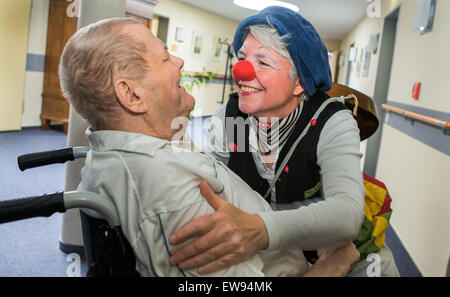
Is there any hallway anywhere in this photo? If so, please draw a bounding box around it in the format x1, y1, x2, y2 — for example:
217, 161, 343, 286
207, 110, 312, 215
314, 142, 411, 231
0, 0, 448, 277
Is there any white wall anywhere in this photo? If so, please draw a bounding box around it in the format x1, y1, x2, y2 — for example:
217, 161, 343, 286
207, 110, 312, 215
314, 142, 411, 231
376, 0, 450, 277
337, 16, 382, 97
153, 0, 239, 116
336, 15, 384, 169
22, 0, 50, 127
339, 0, 450, 276
386, 0, 450, 112
0, 0, 31, 131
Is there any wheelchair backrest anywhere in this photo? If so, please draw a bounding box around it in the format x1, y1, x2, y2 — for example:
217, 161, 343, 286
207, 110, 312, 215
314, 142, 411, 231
80, 210, 139, 277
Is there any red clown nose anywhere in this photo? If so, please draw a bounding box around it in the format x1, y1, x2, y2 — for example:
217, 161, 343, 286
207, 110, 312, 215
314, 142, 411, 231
232, 60, 256, 81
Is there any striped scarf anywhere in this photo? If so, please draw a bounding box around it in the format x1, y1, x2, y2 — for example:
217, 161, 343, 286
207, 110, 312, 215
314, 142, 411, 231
250, 102, 303, 154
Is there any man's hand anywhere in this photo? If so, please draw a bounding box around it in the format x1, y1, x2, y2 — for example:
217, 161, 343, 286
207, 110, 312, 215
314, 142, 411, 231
303, 242, 360, 277
169, 180, 269, 274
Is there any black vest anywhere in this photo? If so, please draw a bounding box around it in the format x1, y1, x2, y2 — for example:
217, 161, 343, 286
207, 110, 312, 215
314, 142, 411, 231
225, 91, 347, 204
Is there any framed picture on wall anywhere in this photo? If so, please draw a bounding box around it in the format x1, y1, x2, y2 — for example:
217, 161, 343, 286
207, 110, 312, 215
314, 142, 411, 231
212, 36, 225, 61
349, 46, 356, 62
363, 47, 371, 77
191, 32, 204, 57
369, 33, 380, 54
355, 48, 363, 78
339, 54, 346, 67
175, 27, 186, 42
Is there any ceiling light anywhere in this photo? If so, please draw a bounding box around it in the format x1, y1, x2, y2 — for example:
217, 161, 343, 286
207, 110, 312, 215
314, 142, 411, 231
233, 0, 299, 13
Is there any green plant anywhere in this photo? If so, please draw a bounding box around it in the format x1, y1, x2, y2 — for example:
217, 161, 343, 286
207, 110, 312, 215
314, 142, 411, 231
181, 67, 216, 92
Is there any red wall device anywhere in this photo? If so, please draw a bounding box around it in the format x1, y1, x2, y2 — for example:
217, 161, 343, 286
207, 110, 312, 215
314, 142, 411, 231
412, 82, 421, 100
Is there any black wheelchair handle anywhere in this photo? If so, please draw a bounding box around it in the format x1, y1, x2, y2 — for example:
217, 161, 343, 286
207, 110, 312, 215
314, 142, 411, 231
0, 192, 66, 224
18, 147, 75, 171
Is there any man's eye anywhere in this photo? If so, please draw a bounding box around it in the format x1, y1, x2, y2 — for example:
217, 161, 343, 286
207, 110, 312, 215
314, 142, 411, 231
260, 61, 269, 66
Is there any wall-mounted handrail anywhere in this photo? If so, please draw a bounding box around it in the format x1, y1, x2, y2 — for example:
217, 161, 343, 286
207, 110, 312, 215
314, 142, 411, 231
382, 104, 450, 134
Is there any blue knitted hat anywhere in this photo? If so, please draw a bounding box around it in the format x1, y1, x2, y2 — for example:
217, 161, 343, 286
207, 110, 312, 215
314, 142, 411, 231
233, 6, 332, 96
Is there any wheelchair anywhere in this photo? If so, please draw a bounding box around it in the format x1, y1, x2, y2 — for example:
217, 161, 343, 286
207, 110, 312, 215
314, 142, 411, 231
0, 147, 139, 277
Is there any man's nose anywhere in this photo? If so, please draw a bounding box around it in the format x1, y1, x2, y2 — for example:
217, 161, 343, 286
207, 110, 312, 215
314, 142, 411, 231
173, 56, 184, 69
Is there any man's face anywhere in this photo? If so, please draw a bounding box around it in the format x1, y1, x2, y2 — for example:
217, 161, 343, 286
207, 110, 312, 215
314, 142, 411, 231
236, 34, 303, 119
129, 24, 195, 122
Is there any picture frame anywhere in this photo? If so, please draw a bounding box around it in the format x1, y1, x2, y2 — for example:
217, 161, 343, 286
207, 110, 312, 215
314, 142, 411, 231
369, 33, 380, 54
363, 47, 371, 77
212, 36, 225, 62
191, 32, 204, 57
355, 48, 364, 78
338, 54, 346, 67
374, 33, 380, 54
349, 46, 356, 62
175, 27, 185, 43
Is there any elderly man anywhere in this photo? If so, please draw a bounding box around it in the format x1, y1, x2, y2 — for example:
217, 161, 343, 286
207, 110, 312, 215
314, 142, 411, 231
59, 17, 359, 277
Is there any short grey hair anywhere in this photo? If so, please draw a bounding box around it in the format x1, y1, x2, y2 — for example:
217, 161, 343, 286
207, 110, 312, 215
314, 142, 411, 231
244, 23, 309, 100
59, 18, 149, 130
246, 23, 297, 81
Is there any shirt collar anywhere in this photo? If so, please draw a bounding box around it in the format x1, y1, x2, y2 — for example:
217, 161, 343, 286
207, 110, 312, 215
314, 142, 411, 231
86, 128, 168, 157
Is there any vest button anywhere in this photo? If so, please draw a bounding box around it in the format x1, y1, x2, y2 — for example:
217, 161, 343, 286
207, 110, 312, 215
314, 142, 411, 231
228, 142, 237, 152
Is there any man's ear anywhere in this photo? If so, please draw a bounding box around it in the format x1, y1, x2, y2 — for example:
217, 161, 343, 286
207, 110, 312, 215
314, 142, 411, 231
293, 78, 305, 97
114, 79, 147, 114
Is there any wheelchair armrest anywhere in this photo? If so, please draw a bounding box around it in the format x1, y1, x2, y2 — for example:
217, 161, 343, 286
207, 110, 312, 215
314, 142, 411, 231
64, 191, 120, 226
0, 191, 120, 227
0, 192, 65, 224
18, 146, 90, 171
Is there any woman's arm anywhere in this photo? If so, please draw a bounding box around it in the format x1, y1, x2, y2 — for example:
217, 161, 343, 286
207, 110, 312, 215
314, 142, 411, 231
259, 110, 365, 251
170, 111, 365, 274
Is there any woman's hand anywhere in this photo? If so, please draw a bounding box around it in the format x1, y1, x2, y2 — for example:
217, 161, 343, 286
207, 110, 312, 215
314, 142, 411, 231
168, 180, 269, 274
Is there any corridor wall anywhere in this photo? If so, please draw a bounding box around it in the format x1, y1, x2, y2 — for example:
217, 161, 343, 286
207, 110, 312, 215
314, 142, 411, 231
339, 0, 450, 276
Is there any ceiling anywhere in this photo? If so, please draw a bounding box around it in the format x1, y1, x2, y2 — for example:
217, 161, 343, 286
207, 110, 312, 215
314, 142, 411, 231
177, 0, 369, 40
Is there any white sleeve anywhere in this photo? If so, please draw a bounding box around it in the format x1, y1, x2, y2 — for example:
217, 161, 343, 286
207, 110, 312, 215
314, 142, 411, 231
203, 102, 231, 165
257, 110, 365, 251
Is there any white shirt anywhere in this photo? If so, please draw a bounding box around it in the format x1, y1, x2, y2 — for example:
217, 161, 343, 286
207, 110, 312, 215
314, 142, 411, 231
78, 129, 308, 277
204, 102, 366, 251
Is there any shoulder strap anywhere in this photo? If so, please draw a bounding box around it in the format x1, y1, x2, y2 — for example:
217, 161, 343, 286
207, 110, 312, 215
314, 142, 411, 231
263, 97, 346, 200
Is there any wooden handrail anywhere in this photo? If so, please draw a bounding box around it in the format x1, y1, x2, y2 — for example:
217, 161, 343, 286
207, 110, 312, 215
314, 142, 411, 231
382, 104, 450, 132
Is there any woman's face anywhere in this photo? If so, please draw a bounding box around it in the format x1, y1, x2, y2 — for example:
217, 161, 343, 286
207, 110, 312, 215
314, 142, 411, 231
235, 34, 304, 120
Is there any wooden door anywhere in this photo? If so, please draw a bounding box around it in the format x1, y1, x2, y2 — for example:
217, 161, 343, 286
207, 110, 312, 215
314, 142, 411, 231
125, 13, 152, 30
328, 51, 338, 83
41, 0, 78, 133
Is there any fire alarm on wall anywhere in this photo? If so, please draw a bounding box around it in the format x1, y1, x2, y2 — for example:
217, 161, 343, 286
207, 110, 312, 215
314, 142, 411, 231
412, 82, 421, 100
